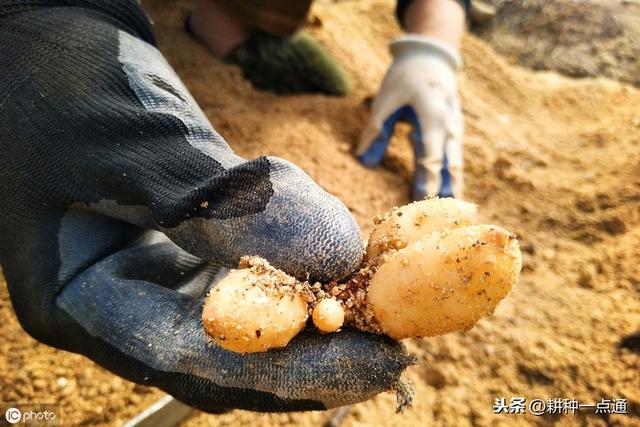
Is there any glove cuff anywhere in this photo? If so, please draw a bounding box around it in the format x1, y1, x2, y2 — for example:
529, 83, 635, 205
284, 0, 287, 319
390, 35, 462, 70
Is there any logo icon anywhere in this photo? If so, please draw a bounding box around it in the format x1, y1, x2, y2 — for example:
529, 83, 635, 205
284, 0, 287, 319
5, 407, 21, 424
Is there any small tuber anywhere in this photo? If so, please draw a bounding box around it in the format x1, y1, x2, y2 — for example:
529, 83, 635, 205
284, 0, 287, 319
312, 298, 345, 333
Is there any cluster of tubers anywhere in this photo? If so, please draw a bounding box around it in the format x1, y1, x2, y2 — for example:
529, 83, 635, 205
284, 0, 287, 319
202, 198, 522, 353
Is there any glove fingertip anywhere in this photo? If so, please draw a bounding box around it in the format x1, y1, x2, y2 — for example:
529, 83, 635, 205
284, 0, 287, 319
357, 130, 392, 168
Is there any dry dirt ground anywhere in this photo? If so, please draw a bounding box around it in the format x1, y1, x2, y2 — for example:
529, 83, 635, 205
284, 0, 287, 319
477, 0, 640, 86
1, 0, 639, 426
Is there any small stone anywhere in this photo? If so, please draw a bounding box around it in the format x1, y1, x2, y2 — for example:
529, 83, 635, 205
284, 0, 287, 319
522, 242, 535, 255
127, 393, 142, 405
32, 379, 47, 391
575, 198, 595, 213
57, 377, 69, 389
498, 114, 511, 124
98, 383, 111, 395
596, 193, 615, 209
424, 367, 447, 389
307, 14, 322, 27
471, 0, 497, 26
540, 247, 557, 261
578, 271, 593, 289
598, 217, 626, 235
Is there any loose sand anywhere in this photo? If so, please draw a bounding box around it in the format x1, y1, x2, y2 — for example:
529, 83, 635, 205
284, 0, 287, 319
1, 0, 638, 425
478, 0, 640, 87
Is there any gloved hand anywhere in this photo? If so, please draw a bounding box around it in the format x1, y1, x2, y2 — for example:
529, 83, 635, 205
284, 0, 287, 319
358, 34, 464, 200
0, 0, 411, 413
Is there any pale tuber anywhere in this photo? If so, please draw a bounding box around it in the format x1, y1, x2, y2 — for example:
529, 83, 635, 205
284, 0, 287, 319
366, 198, 477, 259
312, 298, 345, 333
202, 197, 522, 353
366, 224, 521, 339
202, 265, 309, 353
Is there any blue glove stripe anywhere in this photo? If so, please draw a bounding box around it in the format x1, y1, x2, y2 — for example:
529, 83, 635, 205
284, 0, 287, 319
438, 154, 453, 198
358, 105, 413, 167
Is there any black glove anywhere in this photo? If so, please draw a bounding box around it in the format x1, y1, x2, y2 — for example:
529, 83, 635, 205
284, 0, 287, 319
0, 0, 411, 413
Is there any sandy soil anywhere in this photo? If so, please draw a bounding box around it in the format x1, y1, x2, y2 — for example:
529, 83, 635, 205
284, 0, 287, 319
478, 0, 640, 86
1, 0, 639, 425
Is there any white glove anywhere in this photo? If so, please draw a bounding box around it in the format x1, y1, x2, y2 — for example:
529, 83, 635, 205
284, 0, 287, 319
357, 34, 464, 200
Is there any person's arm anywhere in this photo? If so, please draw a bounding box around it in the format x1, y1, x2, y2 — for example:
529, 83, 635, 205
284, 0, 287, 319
403, 0, 466, 49
0, 0, 411, 413
358, 0, 467, 200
